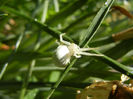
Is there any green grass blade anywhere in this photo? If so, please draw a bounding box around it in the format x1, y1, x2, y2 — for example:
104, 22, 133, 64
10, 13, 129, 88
19, 33, 41, 99
20, 66, 77, 72
62, 11, 97, 32
80, 0, 114, 47
53, 0, 59, 12
1, 6, 72, 42
89, 36, 114, 47
20, 2, 50, 97
0, 81, 90, 90
41, 0, 50, 23
46, 0, 88, 25
46, 59, 77, 99
105, 39, 133, 59
0, 32, 24, 80
0, 13, 8, 16
93, 50, 133, 78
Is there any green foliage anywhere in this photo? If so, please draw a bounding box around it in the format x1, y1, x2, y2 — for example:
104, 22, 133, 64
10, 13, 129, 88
0, 0, 133, 99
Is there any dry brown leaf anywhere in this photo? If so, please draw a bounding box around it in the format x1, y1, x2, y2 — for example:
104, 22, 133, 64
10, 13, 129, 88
76, 81, 133, 99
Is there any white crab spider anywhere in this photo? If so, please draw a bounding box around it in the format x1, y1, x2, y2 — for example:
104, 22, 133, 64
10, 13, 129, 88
54, 33, 103, 66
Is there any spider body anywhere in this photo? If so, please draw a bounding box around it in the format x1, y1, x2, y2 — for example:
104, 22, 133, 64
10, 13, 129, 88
55, 45, 71, 65
54, 34, 103, 66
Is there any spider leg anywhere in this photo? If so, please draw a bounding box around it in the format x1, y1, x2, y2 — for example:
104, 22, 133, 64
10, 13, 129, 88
60, 33, 71, 45
80, 47, 97, 51
56, 40, 60, 45
74, 53, 81, 58
79, 52, 103, 56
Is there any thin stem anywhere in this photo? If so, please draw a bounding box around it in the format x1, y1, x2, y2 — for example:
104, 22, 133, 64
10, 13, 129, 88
62, 11, 97, 32
41, 0, 50, 23
53, 0, 61, 29
20, 67, 78, 72
19, 59, 36, 99
0, 13, 8, 16
19, 32, 41, 99
46, 59, 77, 99
80, 0, 114, 47
92, 50, 133, 78
46, 0, 88, 25
20, 1, 48, 97
0, 32, 24, 80
54, 0, 59, 12
0, 81, 91, 90
1, 6, 73, 42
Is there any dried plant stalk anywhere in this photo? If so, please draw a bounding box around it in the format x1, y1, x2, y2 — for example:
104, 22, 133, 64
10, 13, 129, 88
112, 27, 133, 41
112, 6, 133, 19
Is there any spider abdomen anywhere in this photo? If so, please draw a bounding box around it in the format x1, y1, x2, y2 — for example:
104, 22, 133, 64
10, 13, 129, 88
54, 45, 71, 66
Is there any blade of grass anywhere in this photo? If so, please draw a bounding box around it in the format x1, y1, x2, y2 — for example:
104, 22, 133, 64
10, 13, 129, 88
1, 6, 73, 42
53, 0, 59, 12
90, 26, 133, 47
80, 0, 114, 47
19, 1, 48, 98
53, 0, 62, 29
0, 51, 52, 64
38, 38, 55, 52
92, 50, 133, 78
41, 0, 50, 23
37, 0, 61, 53
38, 0, 61, 53
2, 6, 60, 38
0, 13, 8, 16
0, 81, 91, 90
62, 11, 97, 32
105, 39, 133, 59
46, 0, 88, 25
0, 32, 24, 80
46, 0, 114, 98
46, 59, 77, 99
89, 36, 114, 47
79, 38, 133, 80
20, 66, 78, 72
19, 33, 41, 99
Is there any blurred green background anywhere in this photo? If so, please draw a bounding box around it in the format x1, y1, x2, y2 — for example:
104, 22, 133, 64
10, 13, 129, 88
0, 0, 133, 99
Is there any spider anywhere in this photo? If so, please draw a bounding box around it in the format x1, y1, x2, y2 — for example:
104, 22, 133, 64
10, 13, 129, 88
54, 33, 103, 66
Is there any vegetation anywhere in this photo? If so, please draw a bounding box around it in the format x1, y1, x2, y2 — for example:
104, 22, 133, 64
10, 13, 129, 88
0, 0, 133, 99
